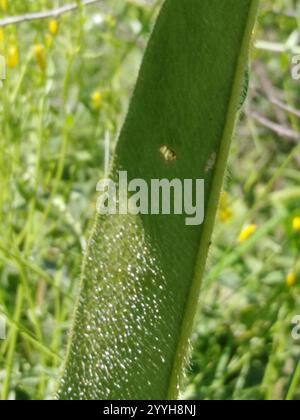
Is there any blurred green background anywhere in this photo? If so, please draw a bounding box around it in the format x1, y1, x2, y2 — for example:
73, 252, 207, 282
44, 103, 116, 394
0, 0, 300, 400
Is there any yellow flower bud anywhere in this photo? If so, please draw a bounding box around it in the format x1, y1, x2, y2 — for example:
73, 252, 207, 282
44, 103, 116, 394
286, 271, 297, 288
218, 192, 233, 222
34, 44, 46, 70
91, 90, 103, 110
293, 217, 300, 232
7, 45, 19, 68
0, 0, 8, 12
238, 224, 257, 243
48, 19, 59, 36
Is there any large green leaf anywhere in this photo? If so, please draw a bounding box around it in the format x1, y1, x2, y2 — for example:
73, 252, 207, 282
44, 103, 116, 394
58, 0, 259, 400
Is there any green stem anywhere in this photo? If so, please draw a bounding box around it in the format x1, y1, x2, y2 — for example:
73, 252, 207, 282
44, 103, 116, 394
1, 285, 24, 400
286, 353, 300, 401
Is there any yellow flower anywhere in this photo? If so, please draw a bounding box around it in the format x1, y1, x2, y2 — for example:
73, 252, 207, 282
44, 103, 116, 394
0, 0, 8, 12
91, 90, 103, 110
238, 224, 257, 243
218, 192, 233, 222
293, 217, 300, 232
34, 44, 46, 70
0, 28, 4, 44
286, 271, 297, 288
48, 19, 59, 36
219, 208, 233, 222
7, 45, 19, 68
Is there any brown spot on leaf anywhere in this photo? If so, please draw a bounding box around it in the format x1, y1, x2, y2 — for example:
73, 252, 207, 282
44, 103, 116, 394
159, 145, 177, 162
